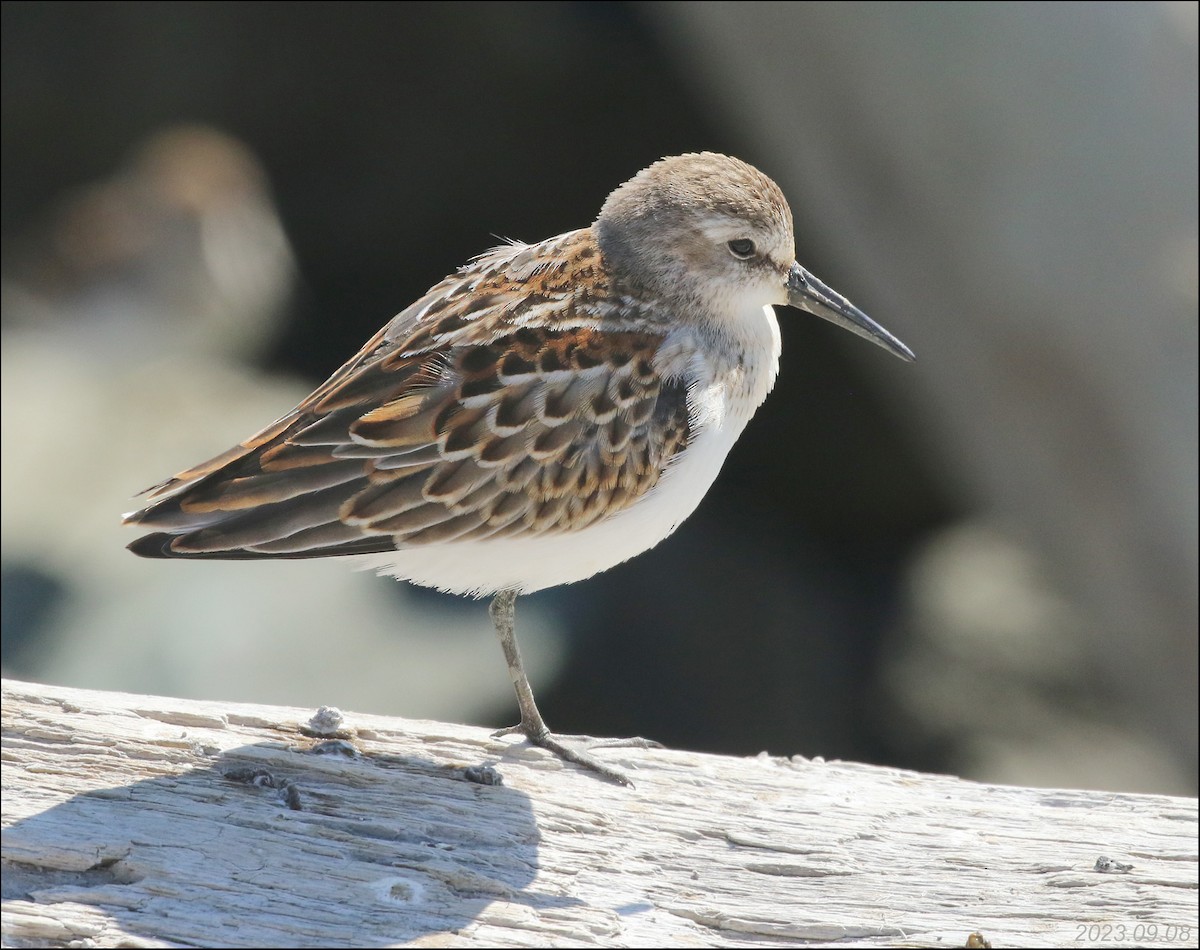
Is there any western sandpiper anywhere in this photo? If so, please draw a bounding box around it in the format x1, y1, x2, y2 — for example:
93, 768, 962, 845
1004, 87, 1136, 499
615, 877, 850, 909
126, 152, 914, 785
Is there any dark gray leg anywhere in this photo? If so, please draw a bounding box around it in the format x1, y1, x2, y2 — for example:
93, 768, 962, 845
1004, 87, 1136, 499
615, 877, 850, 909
489, 590, 635, 787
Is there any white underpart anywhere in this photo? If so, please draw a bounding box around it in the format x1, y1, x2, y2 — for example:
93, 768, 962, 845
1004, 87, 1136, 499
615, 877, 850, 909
361, 300, 783, 597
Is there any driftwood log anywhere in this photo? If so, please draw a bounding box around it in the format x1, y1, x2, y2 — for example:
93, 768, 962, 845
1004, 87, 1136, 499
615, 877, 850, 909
2, 678, 1196, 948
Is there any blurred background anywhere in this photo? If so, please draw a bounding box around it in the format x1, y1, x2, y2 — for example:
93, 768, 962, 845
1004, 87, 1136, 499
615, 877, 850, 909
2, 2, 1195, 796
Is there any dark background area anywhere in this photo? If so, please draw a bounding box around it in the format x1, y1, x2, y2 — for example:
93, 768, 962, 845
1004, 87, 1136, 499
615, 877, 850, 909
3, 2, 1194, 794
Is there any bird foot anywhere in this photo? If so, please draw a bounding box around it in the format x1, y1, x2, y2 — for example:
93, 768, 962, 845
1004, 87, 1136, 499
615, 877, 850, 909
491, 722, 660, 787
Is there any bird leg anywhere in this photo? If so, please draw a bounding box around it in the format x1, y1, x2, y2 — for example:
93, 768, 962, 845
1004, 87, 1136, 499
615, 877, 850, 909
488, 590, 644, 787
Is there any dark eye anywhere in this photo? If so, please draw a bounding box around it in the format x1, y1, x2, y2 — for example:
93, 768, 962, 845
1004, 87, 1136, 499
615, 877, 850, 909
727, 238, 756, 260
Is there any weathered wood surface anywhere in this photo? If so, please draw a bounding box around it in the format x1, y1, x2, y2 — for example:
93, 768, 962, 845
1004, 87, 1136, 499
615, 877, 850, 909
2, 678, 1196, 948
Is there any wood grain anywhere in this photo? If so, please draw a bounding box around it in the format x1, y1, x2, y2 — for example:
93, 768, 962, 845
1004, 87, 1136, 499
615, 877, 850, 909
3, 678, 1196, 947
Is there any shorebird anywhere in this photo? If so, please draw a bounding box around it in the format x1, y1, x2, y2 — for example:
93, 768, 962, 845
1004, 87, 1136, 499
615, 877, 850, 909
126, 152, 914, 785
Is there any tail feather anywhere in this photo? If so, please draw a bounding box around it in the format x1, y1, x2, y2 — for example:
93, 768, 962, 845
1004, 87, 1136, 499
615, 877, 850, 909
127, 531, 392, 560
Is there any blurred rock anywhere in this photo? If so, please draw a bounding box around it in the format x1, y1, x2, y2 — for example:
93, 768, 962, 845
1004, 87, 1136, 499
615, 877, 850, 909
884, 522, 1192, 794
649, 2, 1198, 787
3, 125, 295, 361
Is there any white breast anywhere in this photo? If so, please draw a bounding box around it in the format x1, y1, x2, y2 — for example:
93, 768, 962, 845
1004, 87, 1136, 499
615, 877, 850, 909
363, 305, 782, 596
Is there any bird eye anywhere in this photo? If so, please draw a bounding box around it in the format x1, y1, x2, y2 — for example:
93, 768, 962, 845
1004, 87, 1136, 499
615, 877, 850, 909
727, 238, 756, 260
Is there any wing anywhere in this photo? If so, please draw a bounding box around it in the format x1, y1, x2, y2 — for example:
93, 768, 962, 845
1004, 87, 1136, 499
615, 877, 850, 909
125, 229, 692, 560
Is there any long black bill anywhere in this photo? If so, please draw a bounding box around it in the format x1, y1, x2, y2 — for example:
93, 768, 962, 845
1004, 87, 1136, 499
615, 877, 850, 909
786, 262, 915, 362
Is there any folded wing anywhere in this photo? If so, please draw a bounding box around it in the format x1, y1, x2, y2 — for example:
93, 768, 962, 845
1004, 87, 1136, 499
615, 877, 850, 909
125, 231, 692, 560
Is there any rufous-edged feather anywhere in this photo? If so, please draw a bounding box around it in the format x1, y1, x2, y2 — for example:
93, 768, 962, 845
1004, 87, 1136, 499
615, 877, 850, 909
125, 228, 692, 561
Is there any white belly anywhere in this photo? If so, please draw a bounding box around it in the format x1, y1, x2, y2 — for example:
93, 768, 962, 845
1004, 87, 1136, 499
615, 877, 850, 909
361, 402, 745, 595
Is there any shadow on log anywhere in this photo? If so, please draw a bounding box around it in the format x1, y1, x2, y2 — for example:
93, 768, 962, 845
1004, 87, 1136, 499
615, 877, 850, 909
3, 679, 1197, 947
